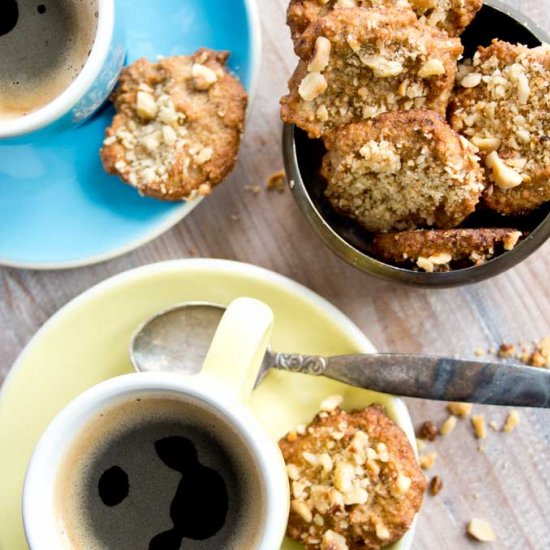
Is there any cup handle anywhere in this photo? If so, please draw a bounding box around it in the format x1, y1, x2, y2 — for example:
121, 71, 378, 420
200, 297, 273, 402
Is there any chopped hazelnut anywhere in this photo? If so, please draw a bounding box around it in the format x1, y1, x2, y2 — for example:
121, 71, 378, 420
321, 530, 349, 550
320, 394, 344, 412
418, 58, 445, 78
419, 451, 437, 470
191, 63, 218, 90
292, 499, 313, 523
502, 231, 521, 251
471, 415, 487, 439
439, 415, 458, 436
308, 37, 332, 73
467, 518, 496, 542
298, 72, 327, 101
418, 421, 438, 441
447, 402, 473, 417
498, 343, 516, 358
286, 463, 301, 480
460, 72, 482, 87
429, 475, 443, 496
361, 55, 403, 78
503, 410, 520, 433
136, 91, 158, 120
485, 151, 523, 189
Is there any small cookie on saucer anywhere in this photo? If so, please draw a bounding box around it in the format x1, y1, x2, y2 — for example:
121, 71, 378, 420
100, 49, 248, 201
280, 7, 462, 139
322, 110, 484, 233
450, 41, 550, 216
371, 228, 523, 271
280, 403, 425, 550
286, 0, 481, 45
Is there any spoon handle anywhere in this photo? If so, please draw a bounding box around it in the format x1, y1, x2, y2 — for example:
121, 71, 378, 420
272, 352, 550, 408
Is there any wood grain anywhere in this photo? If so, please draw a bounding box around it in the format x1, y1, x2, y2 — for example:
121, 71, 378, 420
1, 0, 549, 548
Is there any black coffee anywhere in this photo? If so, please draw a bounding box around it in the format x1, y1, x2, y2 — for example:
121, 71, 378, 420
56, 397, 265, 550
0, 0, 98, 120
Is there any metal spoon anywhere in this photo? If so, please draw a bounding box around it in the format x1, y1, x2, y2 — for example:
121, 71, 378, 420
130, 303, 550, 408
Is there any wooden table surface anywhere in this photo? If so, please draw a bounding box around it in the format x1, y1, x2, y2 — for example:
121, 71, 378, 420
1, 0, 549, 548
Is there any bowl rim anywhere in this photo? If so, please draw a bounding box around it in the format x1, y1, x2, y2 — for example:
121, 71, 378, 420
283, 0, 550, 288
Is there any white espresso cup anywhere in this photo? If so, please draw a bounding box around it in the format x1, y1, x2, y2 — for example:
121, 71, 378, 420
0, 0, 125, 142
23, 297, 290, 549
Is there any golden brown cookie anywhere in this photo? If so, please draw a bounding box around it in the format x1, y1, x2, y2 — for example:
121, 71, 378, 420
280, 7, 462, 139
279, 403, 426, 550
286, 0, 481, 45
322, 110, 484, 233
409, 0, 482, 37
371, 228, 523, 271
450, 41, 550, 216
100, 49, 248, 201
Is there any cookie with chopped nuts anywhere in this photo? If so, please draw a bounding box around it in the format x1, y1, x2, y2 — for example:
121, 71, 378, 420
371, 228, 523, 271
450, 41, 550, 216
286, 0, 411, 46
322, 110, 484, 233
279, 404, 426, 550
286, 0, 481, 45
280, 7, 462, 138
100, 49, 248, 201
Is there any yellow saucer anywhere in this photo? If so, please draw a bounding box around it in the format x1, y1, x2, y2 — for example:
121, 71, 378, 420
0, 259, 415, 550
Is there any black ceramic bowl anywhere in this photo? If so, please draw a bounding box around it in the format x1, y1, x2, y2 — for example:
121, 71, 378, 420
283, 0, 550, 287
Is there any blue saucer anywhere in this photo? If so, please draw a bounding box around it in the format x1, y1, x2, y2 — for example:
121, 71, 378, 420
0, 0, 260, 269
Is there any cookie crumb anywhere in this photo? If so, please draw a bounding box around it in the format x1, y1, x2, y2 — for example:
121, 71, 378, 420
503, 410, 520, 433
244, 184, 262, 195
467, 518, 496, 542
266, 170, 286, 193
498, 343, 516, 358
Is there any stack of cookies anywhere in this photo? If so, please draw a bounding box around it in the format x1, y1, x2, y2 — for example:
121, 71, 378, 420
280, 0, 549, 272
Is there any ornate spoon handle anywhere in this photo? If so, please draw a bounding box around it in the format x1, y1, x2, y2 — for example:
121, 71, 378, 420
273, 352, 550, 408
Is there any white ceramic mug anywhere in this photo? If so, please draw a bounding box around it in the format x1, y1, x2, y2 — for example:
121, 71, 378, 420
0, 0, 125, 142
23, 297, 290, 549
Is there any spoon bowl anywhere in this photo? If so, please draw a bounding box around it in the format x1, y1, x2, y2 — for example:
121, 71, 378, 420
130, 302, 550, 408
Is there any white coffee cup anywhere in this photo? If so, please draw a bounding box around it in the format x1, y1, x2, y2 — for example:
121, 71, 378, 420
23, 297, 290, 549
0, 0, 125, 141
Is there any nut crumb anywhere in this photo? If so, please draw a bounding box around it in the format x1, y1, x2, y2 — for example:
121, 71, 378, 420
489, 420, 499, 431
419, 451, 437, 470
471, 415, 487, 439
418, 421, 438, 441
439, 415, 457, 436
498, 343, 516, 358
503, 410, 520, 433
416, 438, 427, 452
320, 394, 344, 412
447, 402, 473, 417
429, 475, 443, 496
467, 518, 496, 542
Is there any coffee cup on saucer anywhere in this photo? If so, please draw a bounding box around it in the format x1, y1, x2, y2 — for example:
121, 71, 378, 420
23, 297, 290, 550
0, 0, 125, 142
